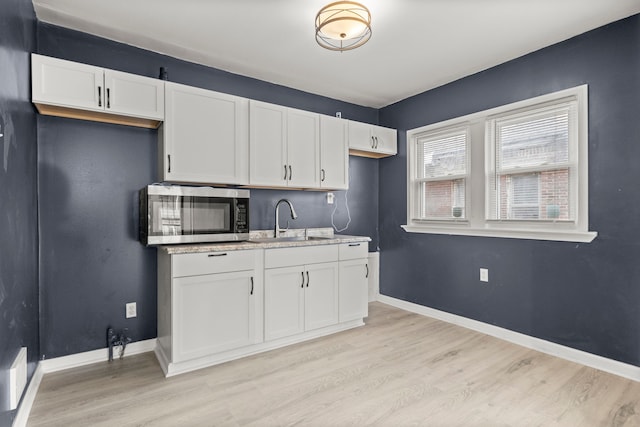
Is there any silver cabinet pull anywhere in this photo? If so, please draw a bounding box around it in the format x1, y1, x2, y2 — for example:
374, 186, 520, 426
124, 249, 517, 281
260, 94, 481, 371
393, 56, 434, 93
349, 243, 361, 247
289, 165, 292, 181
366, 263, 369, 278
250, 277, 254, 295
371, 135, 375, 148
374, 136, 379, 149
306, 271, 309, 287
98, 86, 102, 107
168, 154, 171, 173
284, 165, 288, 180
106, 88, 111, 109
321, 169, 326, 182
207, 253, 227, 257
301, 271, 305, 288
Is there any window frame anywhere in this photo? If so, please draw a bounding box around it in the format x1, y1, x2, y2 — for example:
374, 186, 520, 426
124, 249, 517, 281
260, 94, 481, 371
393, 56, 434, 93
403, 85, 597, 243
413, 125, 470, 221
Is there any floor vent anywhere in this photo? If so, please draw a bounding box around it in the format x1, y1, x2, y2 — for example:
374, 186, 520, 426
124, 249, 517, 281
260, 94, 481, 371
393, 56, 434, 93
9, 347, 27, 410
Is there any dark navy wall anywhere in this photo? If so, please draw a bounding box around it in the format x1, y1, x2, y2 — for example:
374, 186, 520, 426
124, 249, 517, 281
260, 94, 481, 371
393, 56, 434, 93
378, 15, 640, 365
0, 0, 38, 425
36, 24, 379, 358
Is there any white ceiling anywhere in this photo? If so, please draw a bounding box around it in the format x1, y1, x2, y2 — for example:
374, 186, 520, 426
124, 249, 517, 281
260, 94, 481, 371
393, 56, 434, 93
32, 0, 640, 108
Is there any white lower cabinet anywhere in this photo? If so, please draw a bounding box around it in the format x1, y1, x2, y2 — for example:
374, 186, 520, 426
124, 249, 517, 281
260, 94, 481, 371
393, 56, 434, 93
264, 262, 339, 341
339, 242, 369, 322
157, 249, 264, 374
264, 245, 339, 341
173, 270, 257, 362
156, 241, 369, 377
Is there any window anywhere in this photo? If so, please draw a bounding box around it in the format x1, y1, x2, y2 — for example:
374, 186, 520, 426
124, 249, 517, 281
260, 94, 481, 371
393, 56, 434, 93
404, 85, 596, 243
488, 102, 575, 222
415, 128, 468, 220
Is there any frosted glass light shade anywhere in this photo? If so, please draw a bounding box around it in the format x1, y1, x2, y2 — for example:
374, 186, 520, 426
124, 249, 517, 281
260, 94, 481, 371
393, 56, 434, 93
315, 1, 372, 51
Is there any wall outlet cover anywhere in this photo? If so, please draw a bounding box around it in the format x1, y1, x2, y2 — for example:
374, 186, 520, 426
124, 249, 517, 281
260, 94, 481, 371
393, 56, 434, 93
480, 268, 489, 282
126, 302, 137, 318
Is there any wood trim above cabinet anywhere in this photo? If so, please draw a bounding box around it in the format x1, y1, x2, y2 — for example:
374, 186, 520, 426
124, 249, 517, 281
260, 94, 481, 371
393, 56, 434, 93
35, 103, 162, 129
348, 148, 394, 159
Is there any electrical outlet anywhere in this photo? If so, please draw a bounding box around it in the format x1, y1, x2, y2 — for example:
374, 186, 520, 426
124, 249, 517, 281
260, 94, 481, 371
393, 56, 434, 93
480, 268, 489, 282
335, 111, 342, 118
327, 192, 335, 204
126, 302, 137, 318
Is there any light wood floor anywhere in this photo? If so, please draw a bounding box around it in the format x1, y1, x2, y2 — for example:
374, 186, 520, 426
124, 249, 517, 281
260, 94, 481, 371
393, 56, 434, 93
28, 302, 640, 427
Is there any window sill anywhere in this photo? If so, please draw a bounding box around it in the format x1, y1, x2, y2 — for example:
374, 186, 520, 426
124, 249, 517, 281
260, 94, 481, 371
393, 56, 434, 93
401, 224, 597, 243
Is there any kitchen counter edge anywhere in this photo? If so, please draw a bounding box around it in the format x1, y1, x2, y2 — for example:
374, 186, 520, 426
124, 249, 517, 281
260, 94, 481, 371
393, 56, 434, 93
159, 235, 372, 255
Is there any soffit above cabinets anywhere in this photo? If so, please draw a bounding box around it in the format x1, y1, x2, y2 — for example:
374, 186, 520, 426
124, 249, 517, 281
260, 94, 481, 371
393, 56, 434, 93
32, 1, 640, 108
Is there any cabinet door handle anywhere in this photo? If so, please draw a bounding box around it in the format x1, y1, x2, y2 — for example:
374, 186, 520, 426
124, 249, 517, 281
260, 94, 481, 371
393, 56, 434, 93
375, 136, 379, 149
106, 88, 111, 109
168, 155, 171, 173
371, 135, 374, 148
301, 271, 305, 288
306, 271, 309, 287
98, 86, 102, 107
289, 165, 292, 181
208, 253, 227, 257
349, 243, 361, 247
366, 263, 369, 278
321, 169, 325, 182
284, 165, 288, 180
250, 277, 254, 295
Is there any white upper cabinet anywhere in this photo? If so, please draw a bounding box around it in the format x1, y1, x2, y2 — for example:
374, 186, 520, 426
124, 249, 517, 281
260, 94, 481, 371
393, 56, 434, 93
160, 82, 249, 185
287, 108, 320, 188
319, 115, 349, 190
31, 53, 164, 128
249, 100, 320, 188
348, 120, 397, 158
103, 69, 164, 119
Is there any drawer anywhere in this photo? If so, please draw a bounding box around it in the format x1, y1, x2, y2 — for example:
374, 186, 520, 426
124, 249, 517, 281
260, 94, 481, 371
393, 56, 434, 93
339, 242, 368, 260
265, 244, 338, 269
172, 249, 259, 277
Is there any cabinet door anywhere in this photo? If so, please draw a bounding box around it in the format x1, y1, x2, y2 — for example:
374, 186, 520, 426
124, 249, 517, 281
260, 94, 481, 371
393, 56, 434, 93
304, 262, 339, 331
287, 108, 320, 188
339, 258, 369, 322
320, 115, 348, 190
31, 54, 103, 112
173, 270, 256, 362
162, 82, 249, 184
347, 120, 374, 151
264, 266, 305, 341
104, 69, 164, 120
371, 125, 398, 155
249, 101, 287, 187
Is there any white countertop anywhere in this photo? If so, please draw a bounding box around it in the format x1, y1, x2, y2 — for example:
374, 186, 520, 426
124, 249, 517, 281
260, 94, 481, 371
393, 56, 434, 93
159, 228, 371, 254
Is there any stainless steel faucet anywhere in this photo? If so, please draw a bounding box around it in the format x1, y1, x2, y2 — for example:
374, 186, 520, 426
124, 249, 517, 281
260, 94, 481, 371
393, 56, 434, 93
274, 199, 297, 236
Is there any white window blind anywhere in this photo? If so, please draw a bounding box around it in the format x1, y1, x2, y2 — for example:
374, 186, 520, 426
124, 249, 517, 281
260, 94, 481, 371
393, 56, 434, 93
416, 128, 468, 219
488, 104, 575, 221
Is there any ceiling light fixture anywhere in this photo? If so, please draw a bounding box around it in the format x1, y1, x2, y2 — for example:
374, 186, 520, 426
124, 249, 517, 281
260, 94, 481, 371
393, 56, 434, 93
315, 1, 372, 52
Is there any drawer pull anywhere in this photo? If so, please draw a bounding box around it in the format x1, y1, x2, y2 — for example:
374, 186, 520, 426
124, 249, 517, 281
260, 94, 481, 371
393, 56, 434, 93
208, 253, 228, 257
348, 243, 361, 247
250, 277, 254, 295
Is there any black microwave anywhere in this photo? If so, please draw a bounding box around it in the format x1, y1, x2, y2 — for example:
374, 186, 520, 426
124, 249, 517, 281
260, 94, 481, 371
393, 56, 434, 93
139, 185, 249, 246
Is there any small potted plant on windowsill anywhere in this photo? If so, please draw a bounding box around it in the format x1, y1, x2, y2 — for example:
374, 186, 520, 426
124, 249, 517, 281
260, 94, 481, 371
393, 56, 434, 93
546, 204, 560, 219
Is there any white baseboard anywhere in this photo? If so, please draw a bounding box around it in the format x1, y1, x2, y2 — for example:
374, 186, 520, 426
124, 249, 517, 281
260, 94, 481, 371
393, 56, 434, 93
40, 339, 157, 373
377, 294, 640, 382
12, 363, 44, 427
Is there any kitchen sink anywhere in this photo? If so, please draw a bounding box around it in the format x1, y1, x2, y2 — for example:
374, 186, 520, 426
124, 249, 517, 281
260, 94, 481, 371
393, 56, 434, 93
248, 235, 334, 243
